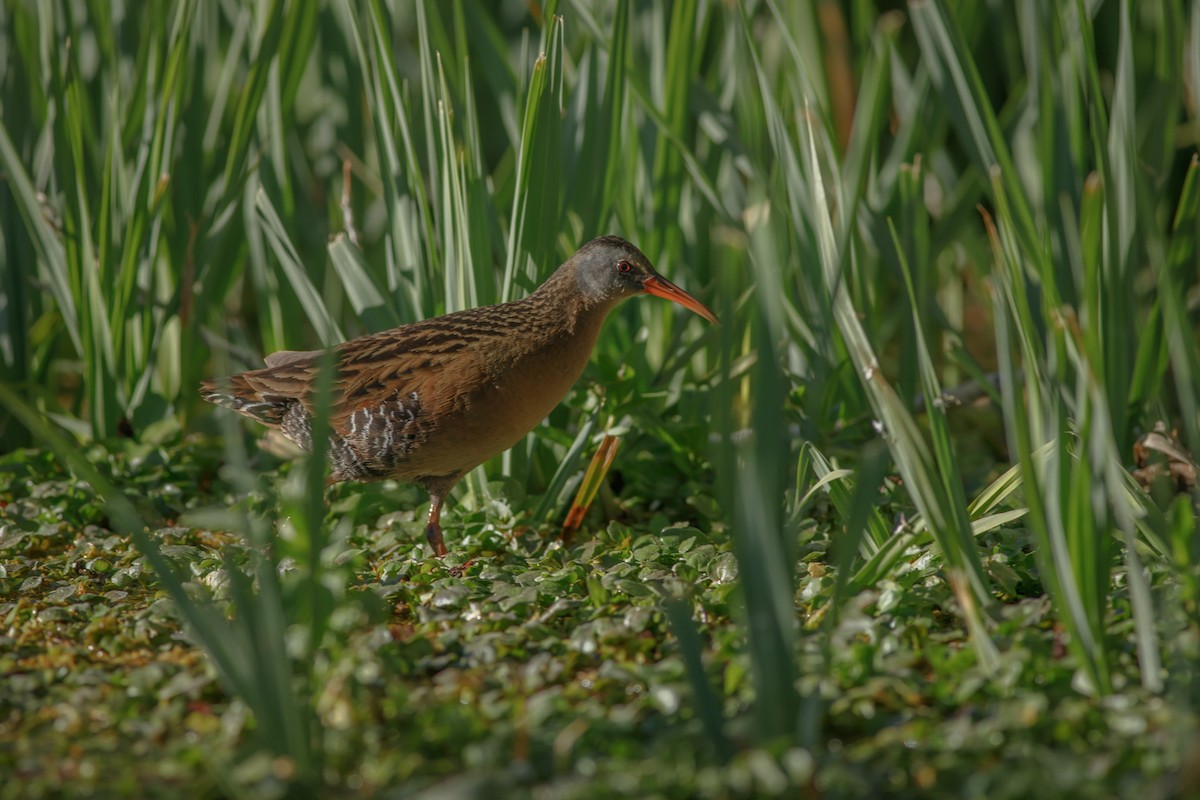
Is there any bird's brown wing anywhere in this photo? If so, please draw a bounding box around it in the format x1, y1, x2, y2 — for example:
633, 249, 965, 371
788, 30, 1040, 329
201, 304, 528, 478
327, 315, 492, 423
244, 317, 499, 471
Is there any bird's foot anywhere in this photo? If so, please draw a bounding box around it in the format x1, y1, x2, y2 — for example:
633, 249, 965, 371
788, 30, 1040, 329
424, 522, 448, 558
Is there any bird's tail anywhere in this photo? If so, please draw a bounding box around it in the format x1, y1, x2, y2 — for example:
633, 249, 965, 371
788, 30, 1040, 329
199, 374, 290, 427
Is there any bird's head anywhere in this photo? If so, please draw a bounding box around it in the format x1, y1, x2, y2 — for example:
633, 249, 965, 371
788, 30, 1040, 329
570, 235, 718, 323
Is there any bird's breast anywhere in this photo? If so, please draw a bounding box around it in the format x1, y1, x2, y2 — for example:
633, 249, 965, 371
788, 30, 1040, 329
409, 317, 604, 476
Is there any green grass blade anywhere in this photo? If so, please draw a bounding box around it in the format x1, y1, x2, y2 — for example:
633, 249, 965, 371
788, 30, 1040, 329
799, 444, 890, 556
663, 598, 732, 762
909, 0, 1041, 258
220, 0, 287, 200
1158, 156, 1200, 454
0, 122, 79, 353
802, 104, 997, 668
532, 414, 599, 524
501, 14, 564, 301
827, 441, 891, 613
254, 186, 344, 346
327, 233, 401, 331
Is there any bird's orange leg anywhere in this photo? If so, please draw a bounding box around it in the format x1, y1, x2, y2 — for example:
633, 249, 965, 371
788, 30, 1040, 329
424, 493, 448, 557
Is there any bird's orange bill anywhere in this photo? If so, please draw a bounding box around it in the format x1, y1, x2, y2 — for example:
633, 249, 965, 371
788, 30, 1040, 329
643, 276, 719, 323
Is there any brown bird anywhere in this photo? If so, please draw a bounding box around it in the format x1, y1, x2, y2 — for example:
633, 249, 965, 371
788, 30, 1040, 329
200, 236, 717, 556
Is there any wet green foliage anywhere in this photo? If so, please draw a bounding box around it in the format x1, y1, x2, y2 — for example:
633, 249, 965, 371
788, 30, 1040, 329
2, 0, 1199, 796
1, 437, 1193, 798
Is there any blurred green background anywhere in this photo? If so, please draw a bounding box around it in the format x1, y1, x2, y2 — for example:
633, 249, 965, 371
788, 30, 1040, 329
2, 0, 1199, 796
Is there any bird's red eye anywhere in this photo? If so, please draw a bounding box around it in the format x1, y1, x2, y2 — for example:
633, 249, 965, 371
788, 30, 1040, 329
617, 260, 632, 273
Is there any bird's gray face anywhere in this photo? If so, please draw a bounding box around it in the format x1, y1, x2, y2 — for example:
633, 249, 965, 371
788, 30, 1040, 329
573, 235, 718, 322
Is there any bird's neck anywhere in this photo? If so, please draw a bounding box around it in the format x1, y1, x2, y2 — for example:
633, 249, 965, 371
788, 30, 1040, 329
528, 263, 621, 339
469, 266, 616, 405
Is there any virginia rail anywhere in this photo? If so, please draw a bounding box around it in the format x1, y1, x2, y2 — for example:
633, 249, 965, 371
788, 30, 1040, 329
200, 235, 717, 555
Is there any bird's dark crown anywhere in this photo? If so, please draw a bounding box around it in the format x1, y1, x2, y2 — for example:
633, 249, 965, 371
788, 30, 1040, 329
568, 235, 659, 303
